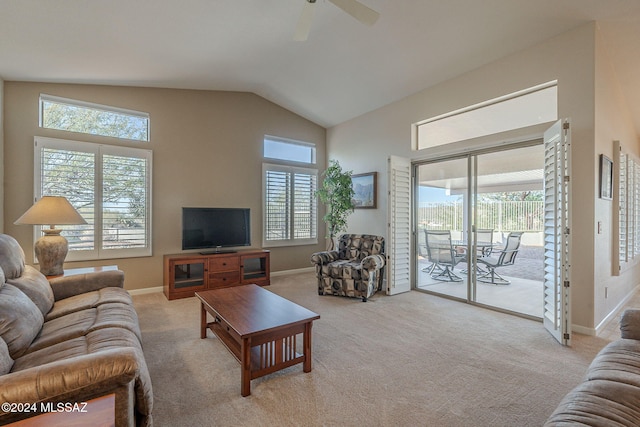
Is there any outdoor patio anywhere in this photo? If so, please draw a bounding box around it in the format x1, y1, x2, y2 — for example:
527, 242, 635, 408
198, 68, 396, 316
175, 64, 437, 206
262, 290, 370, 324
416, 244, 544, 318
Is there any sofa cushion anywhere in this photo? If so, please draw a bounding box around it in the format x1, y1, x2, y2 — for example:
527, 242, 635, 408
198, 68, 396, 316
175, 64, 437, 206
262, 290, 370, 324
0, 234, 25, 280
621, 310, 640, 340
7, 265, 54, 316
26, 302, 143, 354
11, 327, 143, 372
583, 339, 640, 388
0, 284, 44, 359
544, 379, 640, 426
0, 337, 14, 375
46, 286, 133, 321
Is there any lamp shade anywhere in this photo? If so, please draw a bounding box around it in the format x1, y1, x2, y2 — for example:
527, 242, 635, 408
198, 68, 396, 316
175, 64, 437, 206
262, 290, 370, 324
14, 196, 87, 227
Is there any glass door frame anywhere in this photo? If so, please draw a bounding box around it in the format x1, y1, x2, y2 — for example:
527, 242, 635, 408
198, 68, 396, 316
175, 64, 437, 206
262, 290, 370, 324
412, 139, 544, 320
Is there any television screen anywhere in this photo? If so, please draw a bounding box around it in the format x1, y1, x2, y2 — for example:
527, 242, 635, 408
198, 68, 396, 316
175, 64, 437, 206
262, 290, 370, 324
182, 207, 250, 253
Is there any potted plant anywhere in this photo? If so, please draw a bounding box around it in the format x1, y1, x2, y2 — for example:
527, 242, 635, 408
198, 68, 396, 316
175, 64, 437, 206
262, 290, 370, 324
316, 160, 355, 250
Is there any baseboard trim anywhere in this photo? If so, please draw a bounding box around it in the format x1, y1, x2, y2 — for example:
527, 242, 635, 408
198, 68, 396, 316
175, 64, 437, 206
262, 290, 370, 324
271, 267, 314, 277
129, 286, 163, 296
594, 283, 640, 335
571, 324, 596, 336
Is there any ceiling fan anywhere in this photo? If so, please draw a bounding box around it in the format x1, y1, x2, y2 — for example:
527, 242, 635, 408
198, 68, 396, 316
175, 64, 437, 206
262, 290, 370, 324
294, 0, 380, 41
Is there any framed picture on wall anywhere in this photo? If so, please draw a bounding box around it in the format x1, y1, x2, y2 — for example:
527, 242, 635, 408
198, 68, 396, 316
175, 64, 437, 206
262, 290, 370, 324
352, 172, 377, 209
600, 154, 613, 200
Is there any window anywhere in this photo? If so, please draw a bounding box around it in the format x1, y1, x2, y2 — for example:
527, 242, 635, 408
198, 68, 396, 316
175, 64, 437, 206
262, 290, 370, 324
264, 136, 316, 164
39, 94, 150, 142
415, 82, 557, 150
35, 136, 152, 260
262, 136, 317, 247
614, 140, 640, 275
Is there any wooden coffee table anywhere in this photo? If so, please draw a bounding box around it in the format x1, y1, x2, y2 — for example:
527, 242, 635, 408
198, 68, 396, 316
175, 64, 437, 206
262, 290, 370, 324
195, 284, 320, 396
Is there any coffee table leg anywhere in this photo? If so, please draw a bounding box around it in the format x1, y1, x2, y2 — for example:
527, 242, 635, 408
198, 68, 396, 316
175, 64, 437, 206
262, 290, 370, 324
303, 322, 313, 373
200, 303, 207, 339
241, 337, 251, 397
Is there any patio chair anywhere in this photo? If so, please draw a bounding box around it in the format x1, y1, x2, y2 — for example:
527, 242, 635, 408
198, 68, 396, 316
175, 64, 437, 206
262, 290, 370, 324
476, 229, 495, 257
425, 230, 465, 282
477, 231, 523, 285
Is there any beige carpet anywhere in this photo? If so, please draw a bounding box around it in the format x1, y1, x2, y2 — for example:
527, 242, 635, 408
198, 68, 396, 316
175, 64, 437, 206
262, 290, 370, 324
133, 272, 612, 427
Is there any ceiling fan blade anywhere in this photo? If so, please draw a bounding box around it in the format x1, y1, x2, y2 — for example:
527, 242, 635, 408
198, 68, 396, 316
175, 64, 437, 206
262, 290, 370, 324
294, 1, 316, 41
328, 0, 379, 26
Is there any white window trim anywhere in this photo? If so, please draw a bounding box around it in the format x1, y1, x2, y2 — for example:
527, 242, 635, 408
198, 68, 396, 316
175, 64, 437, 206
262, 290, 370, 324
34, 136, 153, 261
413, 81, 558, 150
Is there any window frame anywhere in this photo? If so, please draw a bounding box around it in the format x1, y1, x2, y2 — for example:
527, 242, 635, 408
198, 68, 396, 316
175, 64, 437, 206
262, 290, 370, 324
613, 140, 640, 275
414, 81, 558, 150
262, 136, 318, 248
39, 94, 150, 142
34, 136, 153, 260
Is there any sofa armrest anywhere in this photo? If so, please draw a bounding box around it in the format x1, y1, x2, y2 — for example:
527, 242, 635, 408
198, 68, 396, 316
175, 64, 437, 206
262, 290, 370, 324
361, 254, 386, 271
0, 348, 139, 406
620, 309, 640, 339
310, 251, 340, 265
49, 270, 125, 301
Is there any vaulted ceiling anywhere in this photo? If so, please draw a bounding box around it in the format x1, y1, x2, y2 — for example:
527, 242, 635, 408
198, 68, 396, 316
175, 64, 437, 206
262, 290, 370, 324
1, 0, 639, 131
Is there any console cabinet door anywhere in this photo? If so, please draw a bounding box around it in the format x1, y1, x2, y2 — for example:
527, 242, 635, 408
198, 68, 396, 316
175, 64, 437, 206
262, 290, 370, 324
240, 252, 270, 286
165, 258, 207, 299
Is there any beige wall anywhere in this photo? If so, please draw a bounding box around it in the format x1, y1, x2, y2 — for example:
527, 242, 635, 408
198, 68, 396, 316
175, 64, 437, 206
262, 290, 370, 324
3, 82, 326, 291
328, 22, 639, 332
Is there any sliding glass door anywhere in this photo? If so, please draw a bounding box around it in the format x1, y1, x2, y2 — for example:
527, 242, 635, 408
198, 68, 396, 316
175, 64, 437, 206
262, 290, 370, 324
415, 144, 545, 318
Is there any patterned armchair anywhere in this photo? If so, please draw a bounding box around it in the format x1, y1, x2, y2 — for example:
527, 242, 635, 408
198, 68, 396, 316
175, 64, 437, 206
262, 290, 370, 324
310, 234, 385, 302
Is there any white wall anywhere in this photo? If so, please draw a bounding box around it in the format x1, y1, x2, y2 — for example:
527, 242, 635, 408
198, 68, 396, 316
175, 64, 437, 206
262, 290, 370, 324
594, 25, 640, 328
328, 23, 623, 332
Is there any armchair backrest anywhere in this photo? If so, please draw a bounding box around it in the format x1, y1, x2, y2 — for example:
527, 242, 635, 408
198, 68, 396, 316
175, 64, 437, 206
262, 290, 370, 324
338, 234, 385, 261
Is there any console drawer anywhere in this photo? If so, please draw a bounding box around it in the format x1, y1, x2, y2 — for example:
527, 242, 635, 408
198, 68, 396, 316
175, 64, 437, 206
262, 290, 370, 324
209, 271, 241, 288
209, 257, 240, 272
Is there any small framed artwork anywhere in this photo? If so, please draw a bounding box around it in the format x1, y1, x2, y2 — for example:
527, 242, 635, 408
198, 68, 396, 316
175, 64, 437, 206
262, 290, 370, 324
352, 172, 377, 209
600, 154, 613, 200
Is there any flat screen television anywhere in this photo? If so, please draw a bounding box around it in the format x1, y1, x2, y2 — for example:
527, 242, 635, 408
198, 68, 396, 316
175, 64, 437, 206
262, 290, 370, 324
182, 207, 250, 254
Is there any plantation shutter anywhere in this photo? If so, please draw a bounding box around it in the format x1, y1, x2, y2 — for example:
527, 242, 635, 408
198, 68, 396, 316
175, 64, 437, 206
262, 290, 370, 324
40, 145, 96, 252
387, 155, 412, 295
263, 164, 317, 246
543, 119, 571, 346
613, 142, 640, 275
293, 172, 317, 240
264, 169, 291, 242
35, 136, 152, 260
101, 149, 150, 252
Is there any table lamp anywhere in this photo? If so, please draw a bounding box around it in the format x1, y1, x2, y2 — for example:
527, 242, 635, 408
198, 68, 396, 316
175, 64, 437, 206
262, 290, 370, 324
14, 196, 87, 276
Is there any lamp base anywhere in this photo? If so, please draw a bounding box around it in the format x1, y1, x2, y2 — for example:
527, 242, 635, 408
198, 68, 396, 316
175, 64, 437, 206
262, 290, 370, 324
35, 229, 68, 276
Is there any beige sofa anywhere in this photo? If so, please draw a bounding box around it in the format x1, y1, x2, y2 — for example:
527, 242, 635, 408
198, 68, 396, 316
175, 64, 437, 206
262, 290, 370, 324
545, 309, 640, 426
0, 234, 153, 426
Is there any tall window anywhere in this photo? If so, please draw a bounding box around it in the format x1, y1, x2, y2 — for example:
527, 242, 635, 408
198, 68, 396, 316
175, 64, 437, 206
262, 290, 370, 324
35, 136, 152, 260
262, 137, 317, 247
614, 140, 640, 275
40, 94, 150, 142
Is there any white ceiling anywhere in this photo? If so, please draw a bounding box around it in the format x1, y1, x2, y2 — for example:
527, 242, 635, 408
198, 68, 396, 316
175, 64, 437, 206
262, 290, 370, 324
1, 0, 640, 130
